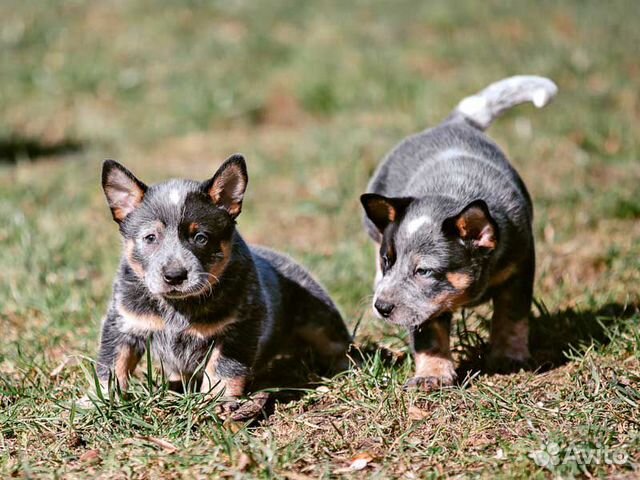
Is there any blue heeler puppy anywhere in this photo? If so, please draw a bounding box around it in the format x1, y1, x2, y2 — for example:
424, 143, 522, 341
97, 154, 351, 414
360, 76, 557, 391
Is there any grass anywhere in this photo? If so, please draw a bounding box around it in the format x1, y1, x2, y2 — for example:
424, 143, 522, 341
1, 0, 639, 477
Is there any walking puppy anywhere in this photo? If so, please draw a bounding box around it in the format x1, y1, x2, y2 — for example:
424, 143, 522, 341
361, 76, 557, 391
97, 154, 351, 412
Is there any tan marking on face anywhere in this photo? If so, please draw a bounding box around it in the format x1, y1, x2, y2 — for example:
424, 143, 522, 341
201, 345, 246, 399
431, 288, 469, 314
125, 239, 145, 279
414, 351, 456, 381
114, 344, 141, 391
446, 271, 473, 290
188, 222, 199, 235
117, 304, 165, 334
489, 263, 518, 287
296, 325, 350, 357
184, 316, 237, 340
208, 240, 232, 282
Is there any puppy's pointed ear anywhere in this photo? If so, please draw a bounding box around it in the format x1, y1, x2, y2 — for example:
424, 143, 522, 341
360, 193, 413, 234
102, 160, 147, 223
202, 154, 248, 219
442, 200, 498, 250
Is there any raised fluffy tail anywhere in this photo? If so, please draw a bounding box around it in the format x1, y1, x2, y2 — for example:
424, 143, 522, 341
453, 75, 558, 131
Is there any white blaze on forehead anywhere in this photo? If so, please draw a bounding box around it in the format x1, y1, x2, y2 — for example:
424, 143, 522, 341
405, 215, 433, 235
169, 189, 181, 205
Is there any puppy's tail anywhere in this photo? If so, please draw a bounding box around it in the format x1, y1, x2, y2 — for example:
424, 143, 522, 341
450, 75, 558, 131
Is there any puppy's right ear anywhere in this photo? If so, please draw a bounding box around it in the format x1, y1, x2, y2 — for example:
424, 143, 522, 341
102, 160, 147, 223
202, 153, 248, 219
360, 193, 413, 233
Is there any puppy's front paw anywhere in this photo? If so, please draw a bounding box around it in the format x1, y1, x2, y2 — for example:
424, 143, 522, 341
213, 399, 241, 418
485, 354, 534, 374
403, 373, 456, 392
409, 353, 457, 392
229, 392, 270, 421
213, 392, 270, 421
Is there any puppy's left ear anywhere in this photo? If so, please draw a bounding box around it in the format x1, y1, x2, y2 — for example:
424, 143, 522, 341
360, 193, 413, 233
102, 160, 147, 223
443, 200, 498, 251
202, 154, 248, 219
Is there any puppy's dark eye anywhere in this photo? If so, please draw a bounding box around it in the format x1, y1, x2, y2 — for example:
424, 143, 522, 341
143, 234, 157, 244
194, 232, 208, 246
414, 267, 432, 277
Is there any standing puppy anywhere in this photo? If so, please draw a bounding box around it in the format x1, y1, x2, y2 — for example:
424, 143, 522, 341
361, 76, 557, 391
97, 154, 351, 410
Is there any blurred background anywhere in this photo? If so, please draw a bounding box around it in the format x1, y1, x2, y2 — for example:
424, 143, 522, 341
1, 0, 639, 476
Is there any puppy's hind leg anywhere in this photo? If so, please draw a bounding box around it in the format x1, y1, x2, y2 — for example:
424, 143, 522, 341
294, 300, 353, 374
487, 254, 535, 373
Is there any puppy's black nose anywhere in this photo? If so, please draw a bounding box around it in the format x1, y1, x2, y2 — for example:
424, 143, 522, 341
162, 266, 188, 286
374, 299, 395, 318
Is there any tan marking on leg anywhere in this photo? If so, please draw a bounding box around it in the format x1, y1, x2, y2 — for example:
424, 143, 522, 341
114, 344, 141, 391
184, 316, 237, 340
166, 371, 184, 382
414, 352, 456, 382
125, 240, 145, 279
489, 263, 518, 288
446, 271, 473, 289
117, 304, 165, 335
412, 320, 456, 384
200, 344, 246, 399
201, 345, 222, 394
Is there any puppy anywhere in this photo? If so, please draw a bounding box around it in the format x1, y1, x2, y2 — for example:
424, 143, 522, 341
97, 154, 351, 411
360, 76, 557, 390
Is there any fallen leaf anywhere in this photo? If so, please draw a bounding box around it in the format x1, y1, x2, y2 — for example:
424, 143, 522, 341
223, 418, 243, 433
79, 449, 100, 463
237, 452, 251, 471
50, 356, 71, 377
282, 472, 316, 480
408, 405, 428, 421
334, 452, 374, 473
136, 436, 178, 453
